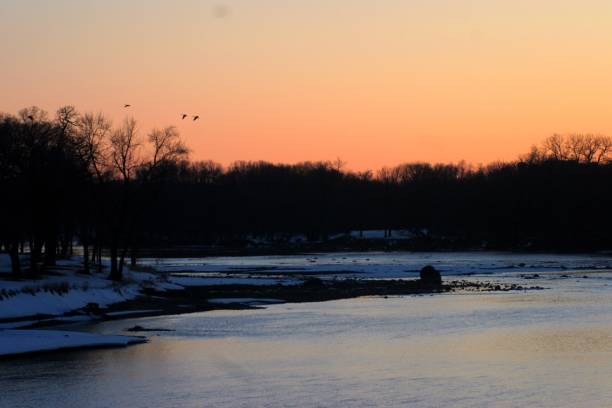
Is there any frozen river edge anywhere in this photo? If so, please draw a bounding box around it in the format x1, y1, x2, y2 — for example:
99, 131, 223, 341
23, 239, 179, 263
0, 329, 146, 357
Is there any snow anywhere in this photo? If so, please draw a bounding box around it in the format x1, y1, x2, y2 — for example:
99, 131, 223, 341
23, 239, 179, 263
0, 253, 303, 322
0, 255, 169, 320
0, 329, 146, 357
0, 286, 141, 319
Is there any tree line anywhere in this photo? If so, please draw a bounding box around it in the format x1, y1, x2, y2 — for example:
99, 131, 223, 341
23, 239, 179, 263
0, 106, 188, 280
1, 106, 611, 280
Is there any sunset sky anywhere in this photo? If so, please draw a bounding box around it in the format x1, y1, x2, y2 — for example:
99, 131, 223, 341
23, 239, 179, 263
2, 0, 612, 170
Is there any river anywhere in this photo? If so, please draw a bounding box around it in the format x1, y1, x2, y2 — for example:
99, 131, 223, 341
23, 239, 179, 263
3, 252, 612, 407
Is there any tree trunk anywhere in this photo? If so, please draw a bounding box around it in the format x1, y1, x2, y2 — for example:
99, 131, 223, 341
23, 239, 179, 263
30, 238, 43, 275
82, 237, 90, 275
44, 234, 57, 267
97, 246, 102, 272
59, 233, 69, 259
91, 243, 97, 264
109, 241, 121, 281
118, 246, 128, 276
130, 247, 137, 268
7, 240, 21, 276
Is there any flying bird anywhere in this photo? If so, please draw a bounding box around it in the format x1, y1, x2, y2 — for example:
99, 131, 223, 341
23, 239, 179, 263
193, 115, 200, 121
124, 104, 131, 108
182, 114, 188, 120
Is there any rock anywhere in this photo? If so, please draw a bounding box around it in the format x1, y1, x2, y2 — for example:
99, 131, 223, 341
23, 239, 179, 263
419, 265, 442, 287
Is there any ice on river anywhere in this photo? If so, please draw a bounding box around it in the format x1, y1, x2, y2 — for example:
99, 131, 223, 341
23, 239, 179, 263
144, 251, 612, 281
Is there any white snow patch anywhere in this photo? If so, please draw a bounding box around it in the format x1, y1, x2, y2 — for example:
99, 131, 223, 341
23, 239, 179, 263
0, 286, 140, 319
0, 254, 171, 320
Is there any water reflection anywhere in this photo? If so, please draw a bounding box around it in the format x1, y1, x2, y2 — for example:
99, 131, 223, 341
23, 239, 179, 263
4, 271, 612, 406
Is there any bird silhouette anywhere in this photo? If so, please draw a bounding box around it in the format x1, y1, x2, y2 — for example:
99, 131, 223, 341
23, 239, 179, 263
182, 114, 188, 120
193, 115, 200, 121
124, 104, 131, 108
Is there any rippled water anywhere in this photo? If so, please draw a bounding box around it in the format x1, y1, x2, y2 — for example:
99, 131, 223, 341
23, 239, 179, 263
3, 252, 612, 407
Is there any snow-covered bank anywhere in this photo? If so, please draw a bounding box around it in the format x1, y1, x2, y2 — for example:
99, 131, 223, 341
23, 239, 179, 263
0, 286, 141, 319
0, 330, 146, 357
0, 253, 305, 322
0, 255, 172, 321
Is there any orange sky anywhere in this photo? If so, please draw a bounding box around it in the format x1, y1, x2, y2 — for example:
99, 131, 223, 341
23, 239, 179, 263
2, 0, 612, 170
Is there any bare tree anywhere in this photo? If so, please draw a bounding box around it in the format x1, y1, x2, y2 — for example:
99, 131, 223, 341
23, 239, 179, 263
333, 157, 346, 173
18, 106, 49, 124
542, 134, 566, 160
520, 145, 544, 164
148, 126, 189, 172
75, 112, 112, 274
190, 160, 224, 184
56, 105, 79, 146
107, 117, 142, 280
110, 117, 141, 181
76, 112, 112, 180
594, 135, 612, 164
537, 133, 612, 164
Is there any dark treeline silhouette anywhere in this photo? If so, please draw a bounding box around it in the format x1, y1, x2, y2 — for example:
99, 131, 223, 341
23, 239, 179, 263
145, 133, 612, 251
1, 106, 611, 280
0, 106, 188, 280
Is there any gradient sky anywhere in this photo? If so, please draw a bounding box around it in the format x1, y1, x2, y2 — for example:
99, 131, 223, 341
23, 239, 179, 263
2, 0, 612, 170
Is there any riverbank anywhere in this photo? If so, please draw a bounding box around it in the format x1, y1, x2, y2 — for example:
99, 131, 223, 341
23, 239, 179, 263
4, 250, 603, 357
5, 249, 593, 329
0, 277, 537, 357
1, 274, 539, 330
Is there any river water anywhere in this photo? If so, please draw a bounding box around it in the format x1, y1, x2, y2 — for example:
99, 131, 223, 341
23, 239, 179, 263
3, 252, 612, 407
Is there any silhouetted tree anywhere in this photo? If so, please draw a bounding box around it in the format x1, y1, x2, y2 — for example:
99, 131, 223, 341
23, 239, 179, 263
2, 109, 612, 282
